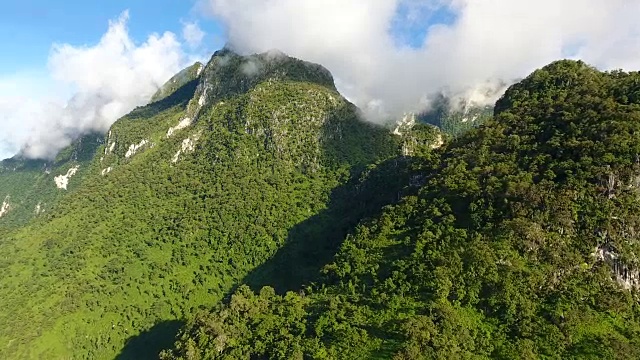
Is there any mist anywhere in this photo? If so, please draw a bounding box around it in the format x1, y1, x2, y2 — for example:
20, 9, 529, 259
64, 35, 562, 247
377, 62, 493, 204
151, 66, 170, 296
203, 0, 640, 121
0, 11, 202, 160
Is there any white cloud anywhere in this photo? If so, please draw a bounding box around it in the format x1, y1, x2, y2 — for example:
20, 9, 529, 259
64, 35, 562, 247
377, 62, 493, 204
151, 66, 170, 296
0, 11, 195, 160
182, 21, 206, 48
204, 0, 640, 121
4, 1, 639, 160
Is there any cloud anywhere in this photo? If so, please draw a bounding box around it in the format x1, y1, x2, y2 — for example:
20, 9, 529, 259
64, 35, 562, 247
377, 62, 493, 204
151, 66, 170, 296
0, 11, 195, 160
203, 0, 640, 121
182, 21, 206, 48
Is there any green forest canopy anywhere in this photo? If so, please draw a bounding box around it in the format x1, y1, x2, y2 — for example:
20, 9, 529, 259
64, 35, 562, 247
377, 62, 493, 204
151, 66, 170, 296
0, 51, 403, 359
162, 60, 640, 359
2, 54, 640, 360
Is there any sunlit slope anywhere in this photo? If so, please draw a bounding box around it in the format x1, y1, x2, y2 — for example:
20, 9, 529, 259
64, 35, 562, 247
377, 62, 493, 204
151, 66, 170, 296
165, 60, 640, 360
0, 50, 399, 359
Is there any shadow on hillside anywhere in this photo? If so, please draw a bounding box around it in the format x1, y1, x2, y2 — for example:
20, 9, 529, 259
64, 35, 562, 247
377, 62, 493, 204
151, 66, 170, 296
114, 320, 184, 360
110, 160, 407, 358
128, 79, 199, 120
232, 101, 411, 295
241, 190, 352, 294
238, 157, 414, 295
110, 160, 409, 359
115, 118, 414, 356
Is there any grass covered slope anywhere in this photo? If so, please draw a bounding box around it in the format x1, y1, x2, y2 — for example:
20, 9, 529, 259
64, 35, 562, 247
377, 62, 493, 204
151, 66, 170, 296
0, 51, 399, 359
163, 60, 640, 359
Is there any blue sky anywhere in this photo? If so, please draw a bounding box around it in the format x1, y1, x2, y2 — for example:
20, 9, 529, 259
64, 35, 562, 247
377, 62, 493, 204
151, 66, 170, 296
0, 1, 223, 75
391, 1, 457, 48
0, 0, 449, 76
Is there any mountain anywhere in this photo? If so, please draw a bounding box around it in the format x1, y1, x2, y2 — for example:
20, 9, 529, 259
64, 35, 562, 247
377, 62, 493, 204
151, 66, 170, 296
0, 134, 103, 233
0, 61, 205, 234
417, 93, 493, 137
0, 50, 405, 359
150, 62, 204, 103
161, 60, 640, 359
6, 51, 638, 360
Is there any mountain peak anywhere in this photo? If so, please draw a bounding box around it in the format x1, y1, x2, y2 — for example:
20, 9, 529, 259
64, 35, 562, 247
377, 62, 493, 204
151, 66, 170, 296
197, 49, 337, 106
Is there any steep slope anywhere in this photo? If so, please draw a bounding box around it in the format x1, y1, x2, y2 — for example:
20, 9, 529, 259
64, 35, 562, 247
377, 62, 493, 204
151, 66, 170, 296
150, 62, 204, 103
417, 93, 493, 137
0, 134, 103, 233
0, 60, 205, 234
163, 60, 640, 359
0, 50, 399, 359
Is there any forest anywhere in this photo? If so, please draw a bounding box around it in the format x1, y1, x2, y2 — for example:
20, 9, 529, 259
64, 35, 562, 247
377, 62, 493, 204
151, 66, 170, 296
0, 50, 405, 359
163, 60, 640, 359
1, 52, 640, 360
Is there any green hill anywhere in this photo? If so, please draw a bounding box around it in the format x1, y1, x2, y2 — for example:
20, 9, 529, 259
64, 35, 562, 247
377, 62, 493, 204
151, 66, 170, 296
162, 60, 640, 359
0, 50, 401, 359
5, 52, 638, 360
0, 134, 103, 233
417, 93, 493, 137
150, 62, 204, 103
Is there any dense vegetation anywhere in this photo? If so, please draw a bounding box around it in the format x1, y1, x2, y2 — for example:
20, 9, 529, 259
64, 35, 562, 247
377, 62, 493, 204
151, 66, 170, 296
0, 134, 103, 233
162, 60, 640, 359
150, 62, 204, 103
418, 94, 493, 137
0, 51, 403, 359
4, 53, 639, 360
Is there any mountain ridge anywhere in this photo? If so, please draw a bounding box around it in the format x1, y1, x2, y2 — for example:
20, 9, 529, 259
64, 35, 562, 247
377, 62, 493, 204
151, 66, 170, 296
4, 51, 638, 360
0, 49, 405, 360
161, 59, 640, 359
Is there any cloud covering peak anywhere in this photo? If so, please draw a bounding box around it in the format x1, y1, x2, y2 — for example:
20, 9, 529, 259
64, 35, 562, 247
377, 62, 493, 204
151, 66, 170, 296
3, 1, 639, 159
0, 11, 199, 160
204, 0, 640, 120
